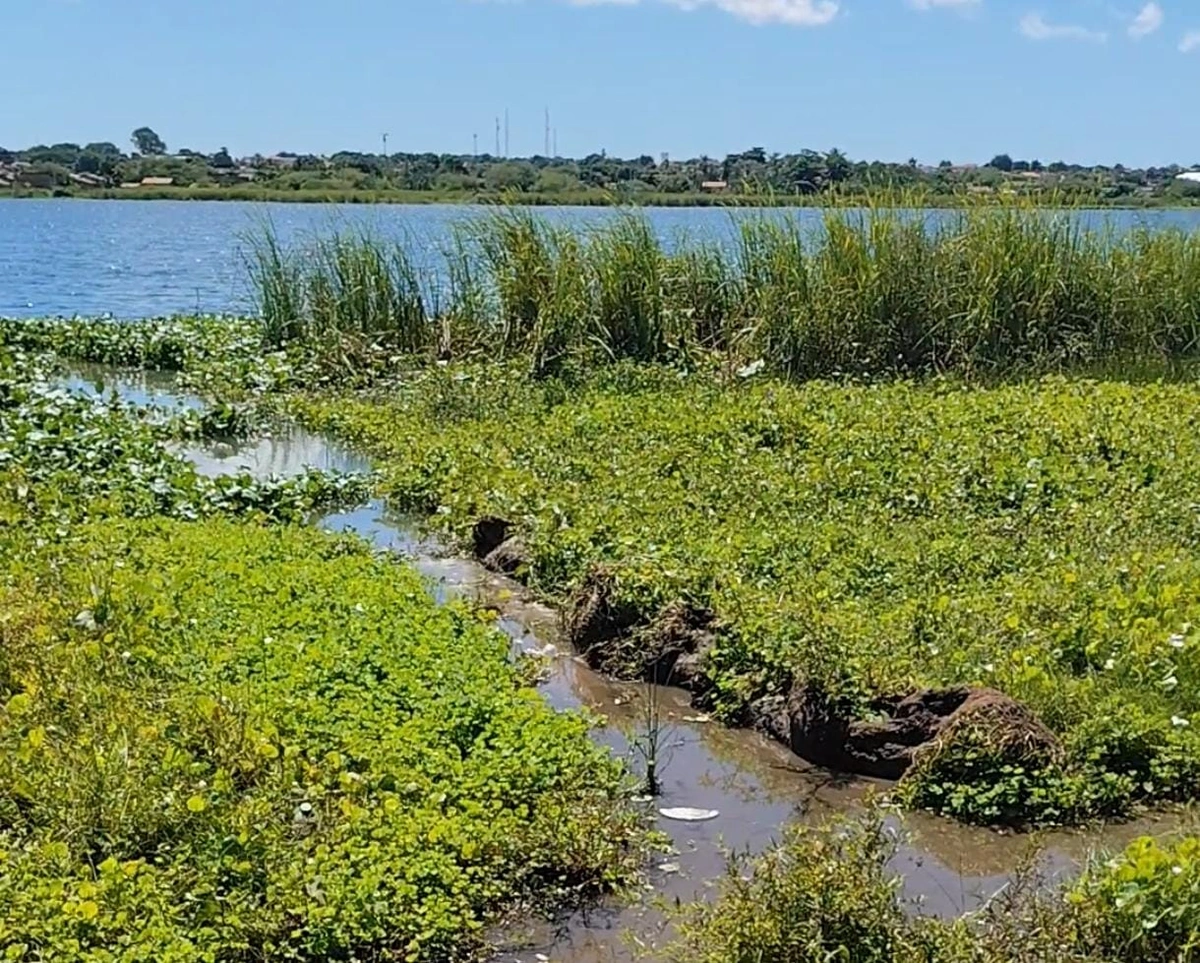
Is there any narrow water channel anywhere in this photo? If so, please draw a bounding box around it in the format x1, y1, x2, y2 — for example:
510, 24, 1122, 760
63, 365, 1189, 963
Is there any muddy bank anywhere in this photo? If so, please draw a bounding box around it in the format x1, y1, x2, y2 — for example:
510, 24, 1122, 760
474, 518, 1061, 789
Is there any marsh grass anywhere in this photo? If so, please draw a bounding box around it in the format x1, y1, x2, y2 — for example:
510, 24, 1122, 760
668, 809, 1200, 963
247, 196, 1200, 380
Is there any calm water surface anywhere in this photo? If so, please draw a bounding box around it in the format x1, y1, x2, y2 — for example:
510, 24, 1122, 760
4, 198, 1200, 318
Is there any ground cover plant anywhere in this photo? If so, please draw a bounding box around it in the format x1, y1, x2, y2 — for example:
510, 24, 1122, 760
291, 363, 1200, 826
0, 346, 647, 960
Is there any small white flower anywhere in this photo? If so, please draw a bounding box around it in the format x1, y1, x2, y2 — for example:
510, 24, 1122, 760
1163, 675, 1179, 690
1104, 658, 1116, 671
982, 663, 995, 673
1173, 866, 1184, 875
1169, 633, 1186, 649
1171, 716, 1190, 728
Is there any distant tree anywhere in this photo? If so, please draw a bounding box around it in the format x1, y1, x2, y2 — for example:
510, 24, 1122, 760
84, 142, 122, 157
988, 153, 1014, 172
131, 127, 167, 156
938, 159, 953, 169
484, 162, 536, 191
211, 147, 235, 169
535, 169, 581, 193
27, 143, 82, 167
73, 153, 101, 174
825, 148, 852, 183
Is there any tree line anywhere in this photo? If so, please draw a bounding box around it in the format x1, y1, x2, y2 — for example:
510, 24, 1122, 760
3, 127, 1199, 201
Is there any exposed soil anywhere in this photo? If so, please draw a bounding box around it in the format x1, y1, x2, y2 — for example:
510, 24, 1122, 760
473, 516, 532, 578
785, 684, 1062, 781
550, 553, 1060, 785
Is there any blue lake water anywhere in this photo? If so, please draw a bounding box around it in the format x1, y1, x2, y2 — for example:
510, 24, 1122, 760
3, 198, 1200, 318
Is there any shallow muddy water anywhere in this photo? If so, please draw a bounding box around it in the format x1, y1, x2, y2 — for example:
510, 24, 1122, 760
62, 363, 1194, 962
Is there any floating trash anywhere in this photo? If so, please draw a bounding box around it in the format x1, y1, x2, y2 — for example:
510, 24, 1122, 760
658, 807, 719, 822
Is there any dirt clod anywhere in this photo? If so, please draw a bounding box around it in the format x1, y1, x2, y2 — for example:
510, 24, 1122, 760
787, 684, 1060, 781
472, 516, 512, 561
482, 537, 530, 577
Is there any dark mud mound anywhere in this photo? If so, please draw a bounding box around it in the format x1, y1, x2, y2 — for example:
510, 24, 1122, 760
566, 569, 716, 692
471, 516, 530, 577
565, 566, 643, 654
786, 685, 1061, 781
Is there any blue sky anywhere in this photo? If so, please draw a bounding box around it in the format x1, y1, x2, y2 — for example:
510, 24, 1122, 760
5, 0, 1199, 166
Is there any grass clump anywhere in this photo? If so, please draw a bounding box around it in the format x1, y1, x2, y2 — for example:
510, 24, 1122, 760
237, 202, 1200, 383
292, 364, 1200, 825
668, 810, 1200, 963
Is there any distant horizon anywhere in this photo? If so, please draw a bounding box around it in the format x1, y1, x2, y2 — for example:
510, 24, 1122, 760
6, 137, 1199, 173
7, 1, 1199, 170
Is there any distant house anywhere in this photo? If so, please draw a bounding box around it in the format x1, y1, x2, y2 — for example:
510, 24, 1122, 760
140, 176, 175, 187
264, 155, 299, 169
16, 170, 56, 189
1176, 171, 1200, 184
71, 172, 106, 188
701, 180, 728, 192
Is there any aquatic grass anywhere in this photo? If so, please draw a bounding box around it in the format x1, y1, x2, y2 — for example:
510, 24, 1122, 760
248, 225, 435, 366
242, 198, 1200, 381
668, 808, 1200, 963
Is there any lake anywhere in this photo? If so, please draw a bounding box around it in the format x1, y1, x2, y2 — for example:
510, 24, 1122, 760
4, 198, 1200, 319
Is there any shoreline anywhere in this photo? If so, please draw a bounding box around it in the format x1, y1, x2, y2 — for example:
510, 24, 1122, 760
6, 186, 1200, 210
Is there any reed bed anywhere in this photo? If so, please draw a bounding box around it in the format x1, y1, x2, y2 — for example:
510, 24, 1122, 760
247, 200, 1200, 378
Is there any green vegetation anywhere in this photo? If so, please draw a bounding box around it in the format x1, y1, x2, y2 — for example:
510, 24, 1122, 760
0, 347, 647, 959
290, 365, 1200, 825
244, 205, 1200, 382
668, 809, 1200, 963
7, 194, 1200, 956
5, 134, 1200, 206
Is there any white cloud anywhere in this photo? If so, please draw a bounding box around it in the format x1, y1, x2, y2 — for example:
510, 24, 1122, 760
1019, 12, 1107, 42
561, 0, 839, 24
908, 0, 980, 9
1128, 2, 1163, 38
1181, 29, 1200, 52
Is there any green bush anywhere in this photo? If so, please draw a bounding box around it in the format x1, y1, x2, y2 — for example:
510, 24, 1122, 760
668, 811, 1200, 963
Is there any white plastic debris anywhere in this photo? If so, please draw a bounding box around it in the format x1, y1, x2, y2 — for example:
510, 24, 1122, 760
658, 807, 720, 822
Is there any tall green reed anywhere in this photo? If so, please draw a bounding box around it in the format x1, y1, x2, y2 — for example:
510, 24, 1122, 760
246, 196, 1200, 380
